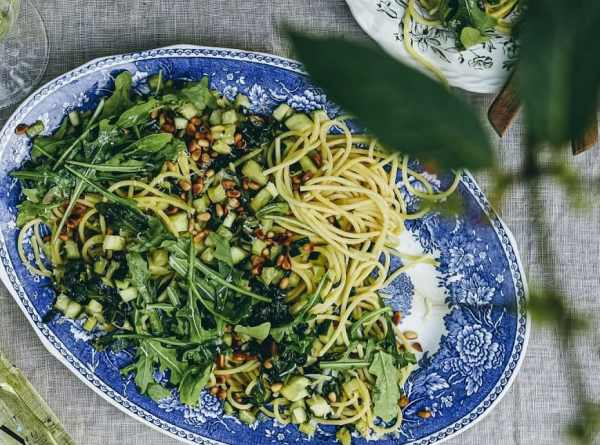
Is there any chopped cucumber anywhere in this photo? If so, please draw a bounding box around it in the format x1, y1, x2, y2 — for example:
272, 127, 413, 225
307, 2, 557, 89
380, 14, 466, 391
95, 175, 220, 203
212, 140, 232, 155
210, 125, 225, 139
299, 155, 318, 173
64, 301, 83, 319
150, 249, 169, 267
64, 240, 80, 259
119, 287, 138, 303
307, 395, 331, 417
54, 294, 71, 313
299, 421, 317, 438
68, 111, 80, 127
238, 410, 256, 425
250, 186, 276, 212
93, 257, 108, 275
174, 117, 188, 130
216, 225, 233, 240
114, 279, 130, 290
209, 109, 223, 125
336, 428, 352, 445
193, 195, 210, 212
235, 94, 251, 109
221, 110, 238, 125
242, 160, 268, 186
231, 246, 248, 265
87, 299, 103, 315
266, 182, 278, 198
273, 103, 293, 121
281, 376, 310, 402
103, 235, 126, 251
208, 184, 227, 203
291, 403, 307, 424
269, 244, 283, 262
222, 212, 237, 228
285, 113, 313, 132
83, 316, 98, 331
252, 239, 268, 256
179, 103, 198, 120
169, 212, 189, 233
311, 109, 329, 123
201, 248, 215, 264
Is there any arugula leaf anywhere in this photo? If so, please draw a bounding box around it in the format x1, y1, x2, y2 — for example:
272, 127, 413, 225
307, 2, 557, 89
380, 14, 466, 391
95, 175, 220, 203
124, 133, 173, 155
131, 217, 174, 252
147, 383, 172, 402
369, 351, 401, 422
288, 32, 494, 170
144, 339, 186, 385
131, 344, 154, 393
101, 71, 134, 118
235, 322, 271, 342
116, 98, 159, 128
209, 232, 233, 266
96, 202, 149, 233
178, 77, 217, 112
179, 365, 212, 406
16, 201, 59, 227
126, 252, 153, 302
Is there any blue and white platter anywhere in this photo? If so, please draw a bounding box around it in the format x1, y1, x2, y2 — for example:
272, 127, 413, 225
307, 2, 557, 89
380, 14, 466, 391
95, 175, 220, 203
0, 45, 529, 445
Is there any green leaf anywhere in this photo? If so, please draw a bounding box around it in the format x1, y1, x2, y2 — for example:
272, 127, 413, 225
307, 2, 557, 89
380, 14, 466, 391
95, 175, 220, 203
368, 351, 401, 422
288, 32, 494, 170
234, 322, 271, 342
147, 383, 172, 402
179, 365, 212, 406
131, 345, 154, 393
518, 0, 600, 147
102, 71, 134, 118
126, 252, 153, 302
16, 201, 59, 227
96, 202, 149, 233
124, 133, 173, 155
209, 232, 233, 266
179, 77, 217, 112
144, 339, 186, 385
116, 98, 159, 128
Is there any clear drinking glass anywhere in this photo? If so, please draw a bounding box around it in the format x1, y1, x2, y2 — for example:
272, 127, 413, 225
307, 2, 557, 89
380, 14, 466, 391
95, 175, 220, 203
0, 0, 48, 109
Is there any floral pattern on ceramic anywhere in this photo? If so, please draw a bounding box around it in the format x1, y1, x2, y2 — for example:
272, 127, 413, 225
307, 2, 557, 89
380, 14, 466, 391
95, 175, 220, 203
0, 45, 528, 445
345, 0, 519, 93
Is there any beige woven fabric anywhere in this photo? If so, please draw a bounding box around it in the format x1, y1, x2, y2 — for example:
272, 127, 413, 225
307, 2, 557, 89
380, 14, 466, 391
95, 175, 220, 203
0, 1, 599, 444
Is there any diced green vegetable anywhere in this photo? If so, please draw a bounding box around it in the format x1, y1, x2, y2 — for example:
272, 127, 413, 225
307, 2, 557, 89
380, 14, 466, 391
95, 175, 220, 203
261, 267, 283, 286
299, 421, 317, 438
179, 103, 198, 120
209, 110, 223, 125
216, 225, 233, 240
242, 160, 268, 186
54, 294, 71, 313
221, 110, 238, 125
336, 428, 352, 445
250, 187, 275, 212
103, 235, 126, 251
114, 279, 130, 290
208, 184, 227, 203
200, 248, 215, 264
222, 212, 236, 228
273, 103, 293, 121
64, 240, 80, 259
291, 403, 308, 424
212, 140, 232, 155
87, 299, 103, 315
64, 301, 83, 319
252, 238, 268, 256
68, 111, 80, 127
285, 113, 313, 132
94, 257, 108, 275
174, 117, 188, 130
193, 195, 210, 212
83, 316, 98, 331
231, 246, 248, 265
150, 249, 169, 267
281, 376, 311, 402
307, 395, 331, 417
169, 212, 189, 233
119, 287, 138, 303
299, 155, 318, 173
238, 410, 256, 425
235, 94, 251, 109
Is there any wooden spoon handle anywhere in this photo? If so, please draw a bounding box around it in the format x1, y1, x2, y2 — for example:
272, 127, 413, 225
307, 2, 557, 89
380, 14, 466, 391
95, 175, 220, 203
488, 72, 522, 137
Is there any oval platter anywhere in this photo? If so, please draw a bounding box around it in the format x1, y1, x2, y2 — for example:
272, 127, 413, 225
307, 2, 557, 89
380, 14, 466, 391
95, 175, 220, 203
0, 45, 528, 445
345, 0, 519, 94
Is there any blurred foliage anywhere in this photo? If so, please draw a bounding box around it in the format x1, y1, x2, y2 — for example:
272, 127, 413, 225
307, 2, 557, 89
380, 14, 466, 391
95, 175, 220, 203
289, 0, 600, 442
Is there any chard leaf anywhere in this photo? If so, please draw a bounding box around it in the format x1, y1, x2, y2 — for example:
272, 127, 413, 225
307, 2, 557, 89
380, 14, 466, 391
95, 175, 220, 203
289, 32, 494, 170
369, 351, 401, 422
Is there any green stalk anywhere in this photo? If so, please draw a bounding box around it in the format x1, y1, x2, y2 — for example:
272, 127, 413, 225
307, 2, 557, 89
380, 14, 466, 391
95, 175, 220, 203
66, 160, 145, 173
319, 360, 371, 370
350, 307, 393, 339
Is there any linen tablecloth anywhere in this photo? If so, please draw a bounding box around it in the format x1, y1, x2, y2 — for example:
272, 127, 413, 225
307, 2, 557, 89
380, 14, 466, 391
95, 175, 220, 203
1, 1, 599, 444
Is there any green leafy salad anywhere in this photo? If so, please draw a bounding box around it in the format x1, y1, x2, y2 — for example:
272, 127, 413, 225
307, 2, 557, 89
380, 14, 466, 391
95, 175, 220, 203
11, 70, 430, 444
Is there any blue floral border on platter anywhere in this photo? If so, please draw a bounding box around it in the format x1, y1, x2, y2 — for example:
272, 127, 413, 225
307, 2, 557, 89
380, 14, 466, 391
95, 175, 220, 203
0, 46, 529, 445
